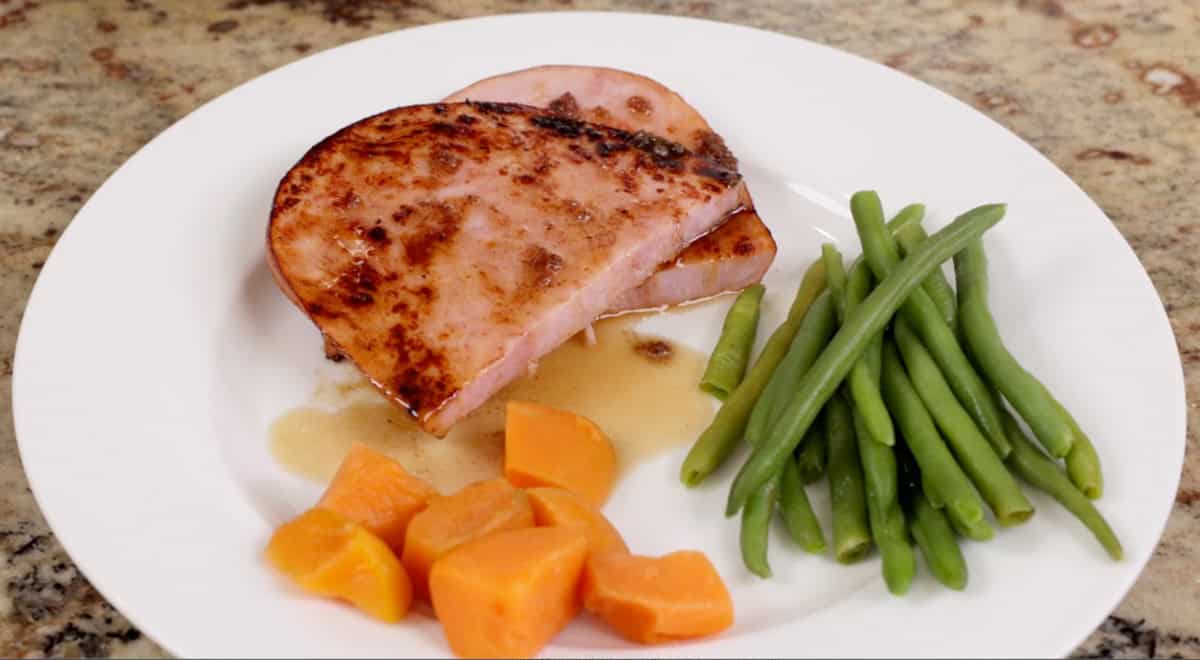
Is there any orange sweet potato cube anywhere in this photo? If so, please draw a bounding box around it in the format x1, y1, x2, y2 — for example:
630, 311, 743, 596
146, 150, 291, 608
401, 478, 535, 600
430, 526, 589, 658
582, 550, 733, 644
318, 443, 438, 553
505, 401, 617, 507
266, 507, 413, 622
526, 486, 628, 557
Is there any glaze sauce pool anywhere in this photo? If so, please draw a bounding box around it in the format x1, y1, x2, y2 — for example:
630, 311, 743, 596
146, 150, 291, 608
270, 314, 715, 493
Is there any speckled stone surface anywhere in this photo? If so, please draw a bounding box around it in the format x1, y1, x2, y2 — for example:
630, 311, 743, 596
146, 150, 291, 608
0, 0, 1196, 657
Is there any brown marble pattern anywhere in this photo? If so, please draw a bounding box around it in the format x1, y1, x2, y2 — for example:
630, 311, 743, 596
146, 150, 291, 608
0, 0, 1196, 657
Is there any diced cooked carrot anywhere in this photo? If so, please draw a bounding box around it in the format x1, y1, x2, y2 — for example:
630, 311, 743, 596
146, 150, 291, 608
265, 507, 413, 622
504, 401, 617, 507
582, 551, 734, 644
430, 526, 589, 659
317, 442, 438, 553
526, 486, 628, 557
401, 478, 535, 600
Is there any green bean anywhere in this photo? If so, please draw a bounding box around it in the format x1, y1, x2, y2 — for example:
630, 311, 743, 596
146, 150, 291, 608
852, 191, 1008, 454
895, 222, 957, 327
785, 260, 830, 324
911, 491, 967, 590
845, 260, 873, 311
822, 243, 848, 306
880, 340, 987, 529
840, 257, 896, 447
954, 238, 1074, 458
725, 203, 1006, 513
740, 471, 781, 577
888, 203, 927, 234
737, 288, 837, 576
680, 260, 826, 486
857, 336, 912, 591
855, 410, 897, 508
739, 293, 835, 574
856, 336, 891, 431
955, 269, 1103, 500
738, 293, 835, 575
895, 438, 922, 506
896, 440, 973, 557
826, 394, 871, 563
780, 457, 826, 553
766, 292, 838, 419
934, 506, 985, 540
895, 434, 979, 555
820, 203, 920, 449
922, 474, 945, 509
700, 284, 766, 400
742, 387, 775, 457
945, 504, 995, 541
875, 507, 916, 594
1002, 407, 1122, 559
835, 203, 924, 295
845, 203, 925, 277
744, 293, 837, 449
795, 426, 827, 484
894, 320, 1032, 525
855, 410, 915, 595
849, 264, 888, 376
894, 314, 1011, 459
1062, 402, 1103, 499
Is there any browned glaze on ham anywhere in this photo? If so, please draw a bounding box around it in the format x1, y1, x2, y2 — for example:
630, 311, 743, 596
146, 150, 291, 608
444, 65, 776, 313
269, 102, 743, 435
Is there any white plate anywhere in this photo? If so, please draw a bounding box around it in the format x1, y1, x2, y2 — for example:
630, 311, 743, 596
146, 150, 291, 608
13, 12, 1184, 659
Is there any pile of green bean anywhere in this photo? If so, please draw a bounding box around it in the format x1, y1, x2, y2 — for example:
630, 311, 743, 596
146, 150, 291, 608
684, 191, 1122, 593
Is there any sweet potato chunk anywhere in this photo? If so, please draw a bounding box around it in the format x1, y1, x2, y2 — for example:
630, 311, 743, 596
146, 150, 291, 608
265, 507, 413, 622
582, 551, 733, 644
526, 487, 628, 557
504, 401, 617, 507
318, 442, 438, 553
401, 478, 535, 600
430, 526, 589, 658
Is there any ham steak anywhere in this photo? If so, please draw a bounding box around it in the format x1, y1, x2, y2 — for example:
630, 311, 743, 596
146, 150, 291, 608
269, 101, 744, 435
444, 65, 776, 313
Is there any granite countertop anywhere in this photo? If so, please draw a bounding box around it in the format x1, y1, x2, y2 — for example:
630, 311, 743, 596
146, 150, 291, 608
0, 0, 1196, 656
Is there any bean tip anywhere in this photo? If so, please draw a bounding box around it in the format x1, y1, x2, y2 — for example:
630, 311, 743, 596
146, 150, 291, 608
679, 461, 709, 488
698, 382, 723, 399
724, 495, 743, 518
945, 575, 968, 591
997, 508, 1035, 527
980, 202, 1008, 217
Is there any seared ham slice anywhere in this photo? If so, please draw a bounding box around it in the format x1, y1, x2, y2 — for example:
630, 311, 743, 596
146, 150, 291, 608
444, 65, 776, 313
269, 102, 744, 434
